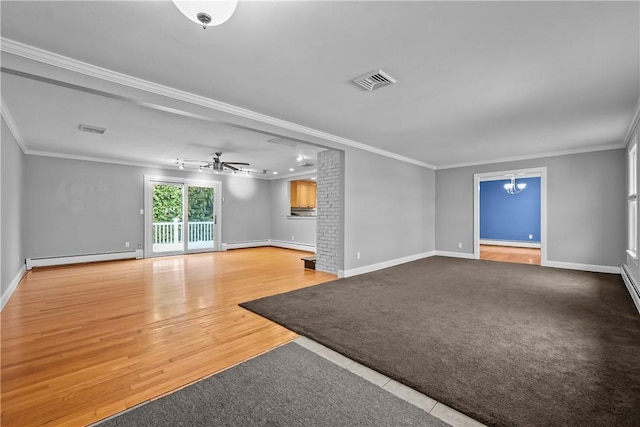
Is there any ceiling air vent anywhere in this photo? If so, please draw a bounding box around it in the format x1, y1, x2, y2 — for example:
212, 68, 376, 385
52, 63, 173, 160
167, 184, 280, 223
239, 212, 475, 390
353, 69, 396, 91
266, 137, 299, 148
78, 124, 107, 135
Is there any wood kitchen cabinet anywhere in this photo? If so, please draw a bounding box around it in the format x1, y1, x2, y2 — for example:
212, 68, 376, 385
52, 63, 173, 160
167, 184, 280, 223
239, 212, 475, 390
290, 180, 317, 208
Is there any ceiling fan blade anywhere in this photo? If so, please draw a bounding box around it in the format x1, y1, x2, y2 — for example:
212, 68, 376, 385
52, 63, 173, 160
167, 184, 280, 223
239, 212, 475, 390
225, 164, 240, 171
223, 162, 250, 166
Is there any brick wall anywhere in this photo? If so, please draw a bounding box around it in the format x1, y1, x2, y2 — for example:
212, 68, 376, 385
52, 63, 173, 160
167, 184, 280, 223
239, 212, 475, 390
316, 149, 342, 274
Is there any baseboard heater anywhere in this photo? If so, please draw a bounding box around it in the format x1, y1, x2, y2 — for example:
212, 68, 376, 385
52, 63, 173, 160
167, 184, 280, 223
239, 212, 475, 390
621, 264, 640, 315
26, 249, 143, 270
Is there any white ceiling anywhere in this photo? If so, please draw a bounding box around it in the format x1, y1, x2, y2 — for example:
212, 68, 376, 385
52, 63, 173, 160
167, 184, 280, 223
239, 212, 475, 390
1, 1, 639, 173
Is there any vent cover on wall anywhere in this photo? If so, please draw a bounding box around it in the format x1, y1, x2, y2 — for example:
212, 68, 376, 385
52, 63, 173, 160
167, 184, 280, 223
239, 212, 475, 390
352, 69, 397, 91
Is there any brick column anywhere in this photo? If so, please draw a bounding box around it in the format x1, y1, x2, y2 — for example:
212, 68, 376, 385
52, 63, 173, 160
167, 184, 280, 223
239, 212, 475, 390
316, 149, 343, 274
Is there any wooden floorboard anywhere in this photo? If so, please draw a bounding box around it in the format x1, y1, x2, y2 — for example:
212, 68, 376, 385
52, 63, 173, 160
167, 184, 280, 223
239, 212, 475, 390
0, 247, 336, 426
479, 244, 541, 265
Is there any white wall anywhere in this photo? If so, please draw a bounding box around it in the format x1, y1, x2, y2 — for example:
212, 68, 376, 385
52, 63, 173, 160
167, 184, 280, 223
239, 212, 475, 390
1, 116, 25, 304
269, 173, 316, 247
436, 149, 626, 268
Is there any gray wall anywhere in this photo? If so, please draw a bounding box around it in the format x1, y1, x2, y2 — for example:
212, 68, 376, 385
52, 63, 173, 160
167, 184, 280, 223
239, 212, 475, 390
436, 149, 626, 267
222, 174, 272, 243
23, 155, 272, 259
269, 173, 316, 246
1, 117, 25, 298
343, 149, 436, 271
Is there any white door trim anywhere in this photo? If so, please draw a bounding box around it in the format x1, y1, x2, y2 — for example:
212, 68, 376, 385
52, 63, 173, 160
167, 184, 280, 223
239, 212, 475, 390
473, 167, 547, 266
144, 175, 222, 258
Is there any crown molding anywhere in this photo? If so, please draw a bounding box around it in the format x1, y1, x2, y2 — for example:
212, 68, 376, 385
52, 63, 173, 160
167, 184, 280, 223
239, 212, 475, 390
624, 98, 640, 147
0, 97, 26, 153
0, 37, 435, 170
435, 143, 625, 170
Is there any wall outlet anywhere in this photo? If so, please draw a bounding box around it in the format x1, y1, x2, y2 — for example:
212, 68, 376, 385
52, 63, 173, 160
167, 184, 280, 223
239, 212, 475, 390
529, 234, 533, 240
457, 242, 463, 249
139, 209, 144, 215
125, 241, 130, 248
357, 252, 361, 260
138, 242, 143, 248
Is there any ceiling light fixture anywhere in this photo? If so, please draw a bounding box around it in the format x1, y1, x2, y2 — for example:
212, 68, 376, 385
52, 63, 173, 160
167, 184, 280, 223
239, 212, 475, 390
504, 175, 527, 195
172, 0, 238, 29
289, 168, 295, 172
273, 171, 278, 175
296, 156, 304, 162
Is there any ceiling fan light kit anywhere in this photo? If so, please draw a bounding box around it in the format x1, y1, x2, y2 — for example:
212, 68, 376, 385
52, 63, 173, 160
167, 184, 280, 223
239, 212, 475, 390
172, 0, 238, 29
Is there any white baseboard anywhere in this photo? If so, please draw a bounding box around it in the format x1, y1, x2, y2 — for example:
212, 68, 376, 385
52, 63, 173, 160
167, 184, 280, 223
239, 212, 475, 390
222, 240, 315, 253
1, 265, 26, 311
479, 240, 541, 249
269, 240, 316, 253
339, 251, 435, 278
544, 260, 621, 274
222, 240, 270, 251
621, 264, 640, 315
26, 249, 143, 270
434, 251, 475, 260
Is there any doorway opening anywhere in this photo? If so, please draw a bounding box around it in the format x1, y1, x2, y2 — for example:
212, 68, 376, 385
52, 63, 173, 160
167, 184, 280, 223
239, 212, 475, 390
474, 167, 547, 266
144, 176, 222, 257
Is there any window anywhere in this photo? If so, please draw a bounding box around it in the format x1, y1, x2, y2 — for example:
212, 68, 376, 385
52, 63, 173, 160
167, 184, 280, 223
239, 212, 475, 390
628, 134, 638, 257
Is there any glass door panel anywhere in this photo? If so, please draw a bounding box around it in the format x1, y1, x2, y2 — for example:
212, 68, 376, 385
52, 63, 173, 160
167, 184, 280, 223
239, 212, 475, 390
187, 186, 215, 251
151, 183, 184, 255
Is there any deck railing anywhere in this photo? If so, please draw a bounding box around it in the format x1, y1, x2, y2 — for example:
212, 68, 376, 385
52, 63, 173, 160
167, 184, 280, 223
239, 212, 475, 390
153, 221, 214, 244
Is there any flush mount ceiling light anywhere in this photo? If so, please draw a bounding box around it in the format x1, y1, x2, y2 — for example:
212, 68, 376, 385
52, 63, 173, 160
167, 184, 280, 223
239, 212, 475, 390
504, 174, 527, 195
172, 0, 238, 29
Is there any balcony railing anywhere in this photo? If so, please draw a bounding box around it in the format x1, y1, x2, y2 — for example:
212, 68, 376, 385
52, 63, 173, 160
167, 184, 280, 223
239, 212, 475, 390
153, 220, 215, 252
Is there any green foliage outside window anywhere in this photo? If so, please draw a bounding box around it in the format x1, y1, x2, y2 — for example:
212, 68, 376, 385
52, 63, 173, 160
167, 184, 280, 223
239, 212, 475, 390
152, 185, 214, 223
187, 187, 214, 222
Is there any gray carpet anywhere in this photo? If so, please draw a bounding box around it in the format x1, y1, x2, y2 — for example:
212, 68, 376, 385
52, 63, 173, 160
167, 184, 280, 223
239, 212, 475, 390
96, 342, 450, 427
240, 256, 640, 427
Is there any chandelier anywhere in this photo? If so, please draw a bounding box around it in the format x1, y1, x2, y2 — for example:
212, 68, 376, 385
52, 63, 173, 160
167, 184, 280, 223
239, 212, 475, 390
503, 175, 527, 195
172, 1, 238, 29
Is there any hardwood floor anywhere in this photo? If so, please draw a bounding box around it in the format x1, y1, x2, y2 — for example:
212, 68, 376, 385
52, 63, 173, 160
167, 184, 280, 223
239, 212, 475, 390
0, 247, 336, 426
479, 244, 541, 265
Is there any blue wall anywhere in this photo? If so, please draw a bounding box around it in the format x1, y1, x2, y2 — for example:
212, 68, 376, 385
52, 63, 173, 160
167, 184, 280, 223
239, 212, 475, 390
480, 177, 541, 243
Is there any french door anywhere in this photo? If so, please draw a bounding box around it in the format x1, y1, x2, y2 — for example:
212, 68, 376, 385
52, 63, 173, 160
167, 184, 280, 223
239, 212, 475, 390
144, 176, 222, 257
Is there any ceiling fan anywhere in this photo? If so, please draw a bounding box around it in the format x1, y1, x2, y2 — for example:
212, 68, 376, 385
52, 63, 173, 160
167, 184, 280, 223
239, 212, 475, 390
176, 152, 251, 173
208, 151, 250, 172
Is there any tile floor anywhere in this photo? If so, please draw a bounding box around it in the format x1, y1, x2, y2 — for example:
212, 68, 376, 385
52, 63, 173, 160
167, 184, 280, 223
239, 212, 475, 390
294, 336, 486, 427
